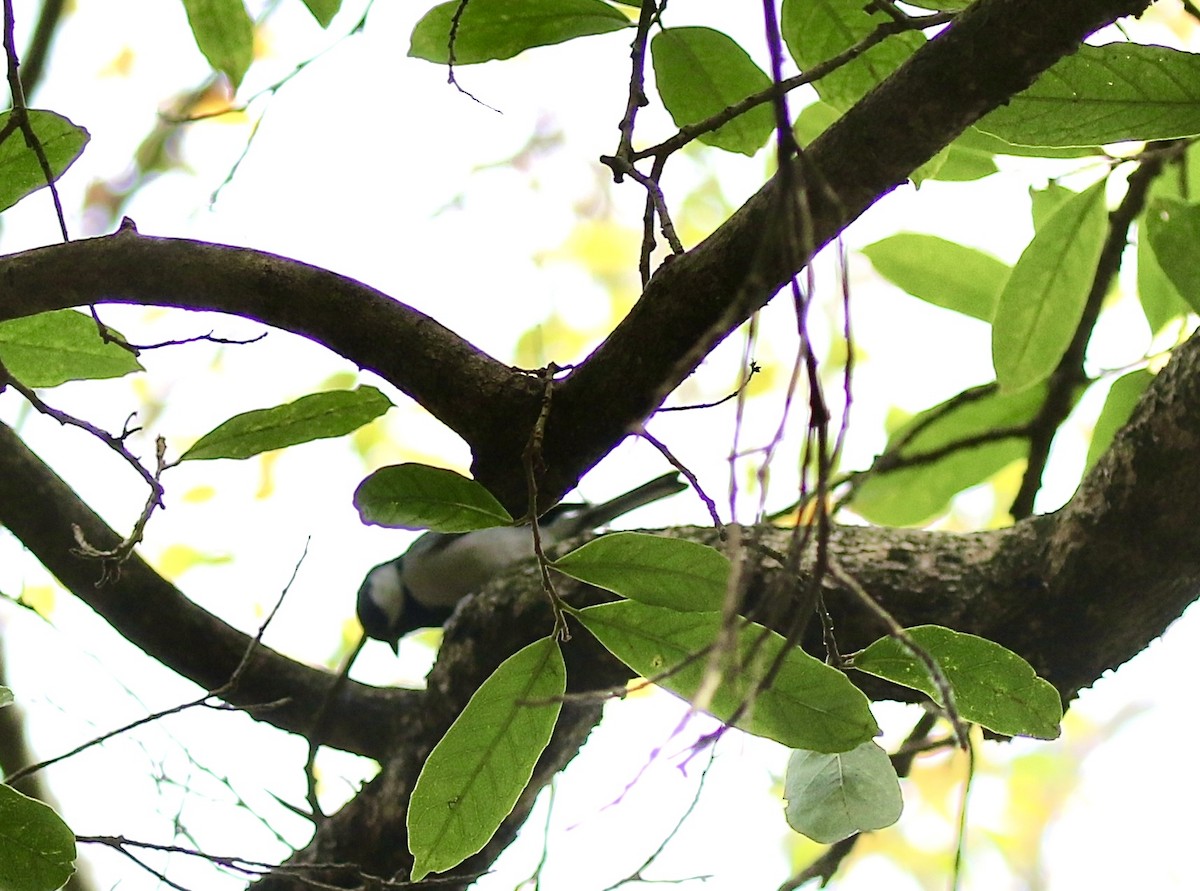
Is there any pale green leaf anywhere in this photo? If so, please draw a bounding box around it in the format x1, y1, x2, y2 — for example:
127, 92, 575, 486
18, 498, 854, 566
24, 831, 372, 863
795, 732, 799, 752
861, 234, 1008, 321
354, 463, 513, 532
851, 384, 1049, 526
181, 386, 392, 460
651, 27, 773, 156
180, 0, 254, 89
580, 602, 878, 752
1144, 197, 1200, 315
1085, 369, 1153, 471
781, 0, 922, 110
552, 532, 730, 611
1137, 217, 1190, 332
300, 0, 340, 27
993, 179, 1108, 392
0, 110, 89, 212
409, 638, 565, 881
0, 784, 76, 891
978, 44, 1200, 148
1029, 182, 1077, 231
854, 625, 1063, 739
409, 0, 631, 64
0, 310, 143, 387
784, 741, 903, 843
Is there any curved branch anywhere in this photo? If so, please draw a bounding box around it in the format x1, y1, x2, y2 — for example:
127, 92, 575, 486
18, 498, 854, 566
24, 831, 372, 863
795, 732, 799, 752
0, 227, 545, 491
0, 420, 417, 761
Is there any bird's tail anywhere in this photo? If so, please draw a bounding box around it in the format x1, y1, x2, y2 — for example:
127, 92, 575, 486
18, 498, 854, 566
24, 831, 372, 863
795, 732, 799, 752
557, 472, 687, 537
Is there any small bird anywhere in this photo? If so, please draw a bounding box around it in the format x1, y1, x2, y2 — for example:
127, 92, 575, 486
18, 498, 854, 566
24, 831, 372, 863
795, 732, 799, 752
356, 472, 687, 652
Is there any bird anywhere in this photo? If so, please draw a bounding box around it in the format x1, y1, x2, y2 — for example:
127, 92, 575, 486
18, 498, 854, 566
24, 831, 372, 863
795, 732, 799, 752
356, 472, 687, 652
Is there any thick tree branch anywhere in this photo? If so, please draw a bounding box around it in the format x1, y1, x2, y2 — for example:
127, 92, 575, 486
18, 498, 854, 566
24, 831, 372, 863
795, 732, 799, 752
0, 420, 417, 761
0, 0, 1154, 515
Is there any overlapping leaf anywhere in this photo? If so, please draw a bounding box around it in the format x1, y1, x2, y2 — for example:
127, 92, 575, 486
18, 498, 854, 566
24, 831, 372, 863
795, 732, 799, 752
651, 27, 773, 156
580, 602, 878, 753
784, 741, 902, 843
182, 386, 392, 460
850, 384, 1048, 526
992, 180, 1108, 392
552, 532, 730, 611
0, 110, 89, 212
409, 638, 565, 881
853, 625, 1063, 739
861, 234, 1008, 321
181, 0, 254, 88
0, 784, 75, 891
1085, 369, 1153, 471
354, 463, 513, 532
978, 44, 1200, 148
0, 310, 143, 387
409, 0, 631, 64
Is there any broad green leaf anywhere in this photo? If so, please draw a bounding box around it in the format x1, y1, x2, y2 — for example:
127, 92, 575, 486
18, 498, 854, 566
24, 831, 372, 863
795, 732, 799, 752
0, 111, 89, 212
180, 0, 254, 89
993, 179, 1108, 392
781, 0, 923, 110
580, 602, 878, 752
409, 637, 565, 881
1029, 182, 1077, 231
0, 310, 143, 387
0, 784, 76, 891
300, 0, 340, 27
181, 386, 392, 460
930, 141, 998, 182
1144, 197, 1200, 314
1137, 216, 1191, 331
853, 625, 1063, 739
409, 0, 631, 65
651, 27, 773, 156
977, 44, 1200, 148
552, 532, 730, 611
1085, 369, 1153, 472
793, 100, 840, 145
784, 741, 902, 843
861, 234, 1008, 321
354, 463, 513, 532
851, 384, 1048, 526
956, 125, 1099, 160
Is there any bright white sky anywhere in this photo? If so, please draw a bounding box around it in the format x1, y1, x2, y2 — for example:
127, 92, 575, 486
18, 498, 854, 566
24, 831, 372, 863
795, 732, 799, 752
2, 1, 1199, 889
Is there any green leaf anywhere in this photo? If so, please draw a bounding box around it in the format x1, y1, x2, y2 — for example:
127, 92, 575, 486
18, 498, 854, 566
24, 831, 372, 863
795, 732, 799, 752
781, 0, 922, 110
409, 637, 565, 881
409, 0, 631, 65
793, 100, 840, 145
0, 310, 143, 387
0, 111, 89, 212
300, 0, 340, 27
579, 602, 878, 752
0, 784, 76, 891
650, 27, 773, 156
956, 125, 1100, 160
977, 44, 1200, 148
853, 625, 1063, 739
1085, 369, 1153, 471
1029, 182, 1077, 231
0, 687, 11, 707
1137, 215, 1191, 332
861, 234, 1008, 321
784, 741, 903, 843
992, 179, 1108, 392
181, 386, 392, 461
851, 384, 1048, 526
1144, 197, 1200, 315
930, 141, 998, 182
552, 532, 730, 611
354, 463, 513, 532
180, 0, 254, 89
